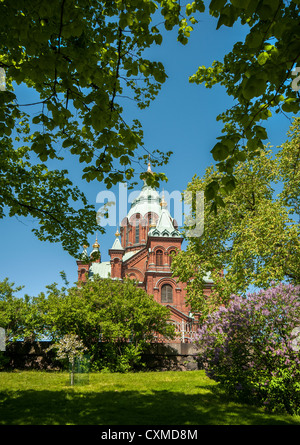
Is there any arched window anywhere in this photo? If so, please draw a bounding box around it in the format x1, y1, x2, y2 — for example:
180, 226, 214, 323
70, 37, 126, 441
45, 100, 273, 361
156, 249, 163, 266
161, 284, 173, 303
129, 273, 137, 281
169, 250, 176, 266
135, 223, 139, 244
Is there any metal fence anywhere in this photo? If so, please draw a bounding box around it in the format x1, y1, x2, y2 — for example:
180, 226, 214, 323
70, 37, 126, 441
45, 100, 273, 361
155, 319, 199, 343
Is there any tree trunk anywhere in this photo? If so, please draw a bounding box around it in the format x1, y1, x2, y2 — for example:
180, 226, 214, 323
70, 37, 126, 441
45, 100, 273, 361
70, 358, 75, 386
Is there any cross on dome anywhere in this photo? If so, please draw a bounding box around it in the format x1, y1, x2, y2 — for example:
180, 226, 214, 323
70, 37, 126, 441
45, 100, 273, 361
147, 154, 153, 173
160, 189, 167, 208
93, 234, 100, 249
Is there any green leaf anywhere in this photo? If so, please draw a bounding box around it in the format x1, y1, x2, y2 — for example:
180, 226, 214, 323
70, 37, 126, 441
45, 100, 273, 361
234, 151, 247, 162
230, 0, 250, 9
209, 0, 227, 12
62, 138, 73, 148
257, 51, 269, 66
211, 142, 229, 161
221, 176, 236, 192
253, 125, 268, 140
205, 180, 219, 200
242, 75, 267, 100
215, 195, 225, 207
282, 98, 300, 113
246, 31, 262, 49
216, 5, 236, 29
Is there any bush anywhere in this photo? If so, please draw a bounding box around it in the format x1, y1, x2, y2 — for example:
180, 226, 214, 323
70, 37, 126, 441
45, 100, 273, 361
0, 352, 10, 370
195, 283, 300, 415
90, 342, 145, 373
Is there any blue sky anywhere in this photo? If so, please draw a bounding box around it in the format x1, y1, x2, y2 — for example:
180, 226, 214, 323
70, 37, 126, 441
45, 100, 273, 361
1, 9, 294, 298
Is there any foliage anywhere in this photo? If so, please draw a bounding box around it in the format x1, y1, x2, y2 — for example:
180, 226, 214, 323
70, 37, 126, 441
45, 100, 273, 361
2, 1, 300, 251
0, 278, 28, 342
92, 342, 145, 373
278, 117, 300, 220
47, 333, 87, 385
1, 139, 100, 257
195, 283, 300, 415
188, 0, 300, 210
47, 333, 87, 364
39, 277, 175, 345
0, 276, 175, 371
171, 118, 300, 318
0, 0, 178, 256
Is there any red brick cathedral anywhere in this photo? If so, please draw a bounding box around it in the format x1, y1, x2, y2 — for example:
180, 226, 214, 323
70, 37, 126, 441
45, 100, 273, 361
77, 162, 213, 341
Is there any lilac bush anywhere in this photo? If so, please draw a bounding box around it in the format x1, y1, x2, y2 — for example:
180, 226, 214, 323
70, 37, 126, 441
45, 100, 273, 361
195, 283, 300, 415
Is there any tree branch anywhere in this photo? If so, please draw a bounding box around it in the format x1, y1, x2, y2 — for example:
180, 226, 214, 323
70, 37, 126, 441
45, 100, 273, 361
10, 197, 72, 234
110, 26, 123, 111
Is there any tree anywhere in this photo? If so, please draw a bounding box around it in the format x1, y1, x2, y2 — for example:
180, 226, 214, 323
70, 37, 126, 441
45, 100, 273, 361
48, 334, 87, 385
0, 278, 27, 342
39, 277, 174, 344
188, 0, 300, 210
195, 283, 300, 415
11, 276, 174, 370
0, 0, 177, 256
0, 0, 173, 180
0, 275, 175, 370
2, 1, 300, 253
277, 117, 300, 220
0, 278, 51, 342
1, 138, 100, 257
171, 119, 300, 318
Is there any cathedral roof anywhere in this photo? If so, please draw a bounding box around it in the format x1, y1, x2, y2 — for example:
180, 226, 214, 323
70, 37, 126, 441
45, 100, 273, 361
110, 237, 123, 250
87, 160, 182, 281
89, 261, 111, 278
127, 182, 161, 220
110, 229, 124, 251
126, 178, 179, 239
148, 207, 181, 238
126, 158, 162, 220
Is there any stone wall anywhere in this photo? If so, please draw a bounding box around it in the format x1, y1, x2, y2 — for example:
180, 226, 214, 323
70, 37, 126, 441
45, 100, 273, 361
2, 341, 201, 372
5, 341, 61, 370
142, 342, 200, 371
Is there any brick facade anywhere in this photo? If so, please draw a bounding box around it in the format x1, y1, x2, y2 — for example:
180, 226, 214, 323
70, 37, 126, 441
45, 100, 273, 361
77, 163, 213, 338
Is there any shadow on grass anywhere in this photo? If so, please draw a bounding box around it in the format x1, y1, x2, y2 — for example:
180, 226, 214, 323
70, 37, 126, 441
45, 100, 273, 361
0, 385, 299, 426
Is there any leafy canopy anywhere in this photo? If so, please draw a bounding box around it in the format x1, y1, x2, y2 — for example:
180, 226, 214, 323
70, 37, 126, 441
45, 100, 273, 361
2, 0, 300, 254
0, 276, 175, 346
189, 0, 300, 210
171, 118, 300, 318
0, 0, 182, 255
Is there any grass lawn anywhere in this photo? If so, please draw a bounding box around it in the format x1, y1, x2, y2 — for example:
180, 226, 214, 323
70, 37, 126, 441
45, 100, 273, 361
0, 370, 299, 425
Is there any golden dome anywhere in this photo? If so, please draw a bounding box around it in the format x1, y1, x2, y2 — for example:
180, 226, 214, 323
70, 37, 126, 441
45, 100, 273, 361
93, 235, 100, 249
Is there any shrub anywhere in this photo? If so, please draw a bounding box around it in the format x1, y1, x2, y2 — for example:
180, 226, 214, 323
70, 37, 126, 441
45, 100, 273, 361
90, 342, 145, 373
195, 283, 300, 415
48, 334, 87, 385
